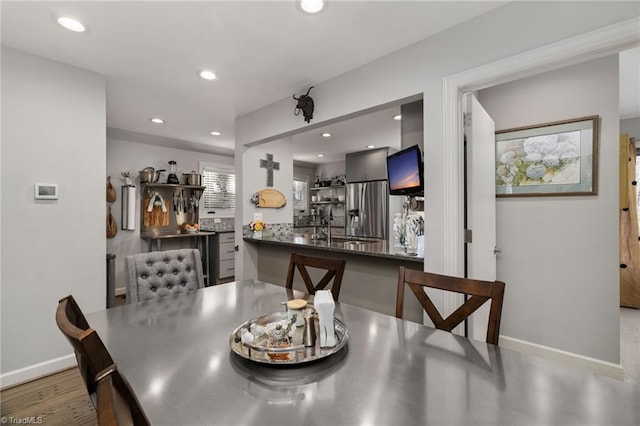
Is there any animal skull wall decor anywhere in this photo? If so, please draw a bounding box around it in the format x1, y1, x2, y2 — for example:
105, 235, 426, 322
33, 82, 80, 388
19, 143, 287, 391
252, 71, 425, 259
293, 86, 315, 123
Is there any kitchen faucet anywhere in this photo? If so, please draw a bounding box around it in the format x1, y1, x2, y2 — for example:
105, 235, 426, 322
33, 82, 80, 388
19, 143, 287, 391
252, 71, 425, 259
321, 205, 333, 244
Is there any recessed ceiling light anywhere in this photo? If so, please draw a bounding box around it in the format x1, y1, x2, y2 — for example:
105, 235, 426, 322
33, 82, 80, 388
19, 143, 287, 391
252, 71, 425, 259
57, 16, 86, 32
300, 0, 325, 14
150, 118, 164, 124
393, 114, 402, 121
321, 133, 332, 138
199, 70, 217, 81
317, 154, 325, 158
366, 145, 375, 149
210, 131, 221, 136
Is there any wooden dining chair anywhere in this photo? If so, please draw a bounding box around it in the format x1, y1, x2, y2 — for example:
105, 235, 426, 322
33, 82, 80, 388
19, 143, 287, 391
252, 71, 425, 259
56, 295, 114, 397
285, 253, 347, 301
96, 364, 150, 426
395, 267, 506, 345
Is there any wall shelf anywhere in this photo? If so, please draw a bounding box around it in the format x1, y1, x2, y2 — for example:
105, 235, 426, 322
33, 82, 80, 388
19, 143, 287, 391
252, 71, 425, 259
310, 185, 346, 190
144, 183, 205, 190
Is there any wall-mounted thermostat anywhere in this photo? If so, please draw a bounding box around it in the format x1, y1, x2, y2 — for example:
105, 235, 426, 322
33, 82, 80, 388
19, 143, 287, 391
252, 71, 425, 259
34, 183, 58, 200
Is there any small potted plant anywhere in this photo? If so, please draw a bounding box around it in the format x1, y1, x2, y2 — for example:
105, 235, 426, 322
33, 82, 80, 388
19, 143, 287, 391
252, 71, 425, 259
249, 219, 267, 238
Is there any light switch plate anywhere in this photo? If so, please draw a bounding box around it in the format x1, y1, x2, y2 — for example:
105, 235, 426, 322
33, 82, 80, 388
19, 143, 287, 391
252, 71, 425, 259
254, 213, 263, 221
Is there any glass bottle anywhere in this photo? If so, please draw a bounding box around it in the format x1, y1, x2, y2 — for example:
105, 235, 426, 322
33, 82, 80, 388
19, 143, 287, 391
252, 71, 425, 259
267, 325, 290, 348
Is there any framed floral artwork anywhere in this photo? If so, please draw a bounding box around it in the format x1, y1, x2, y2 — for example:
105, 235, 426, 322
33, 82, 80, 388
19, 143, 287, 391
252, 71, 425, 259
495, 115, 599, 197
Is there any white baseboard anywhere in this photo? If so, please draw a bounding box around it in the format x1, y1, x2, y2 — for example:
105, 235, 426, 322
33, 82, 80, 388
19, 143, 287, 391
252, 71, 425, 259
500, 336, 624, 380
0, 354, 77, 390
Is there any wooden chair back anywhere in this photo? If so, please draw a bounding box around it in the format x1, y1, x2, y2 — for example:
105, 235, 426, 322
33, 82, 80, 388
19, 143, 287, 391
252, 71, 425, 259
395, 267, 505, 345
96, 364, 150, 426
285, 253, 346, 301
56, 295, 114, 396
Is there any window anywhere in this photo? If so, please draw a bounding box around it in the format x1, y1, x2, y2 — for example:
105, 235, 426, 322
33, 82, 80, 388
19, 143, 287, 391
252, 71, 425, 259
202, 166, 235, 215
293, 177, 309, 214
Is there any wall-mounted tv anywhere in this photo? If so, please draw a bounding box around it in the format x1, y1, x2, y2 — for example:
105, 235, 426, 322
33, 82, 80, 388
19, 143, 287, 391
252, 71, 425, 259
386, 145, 424, 196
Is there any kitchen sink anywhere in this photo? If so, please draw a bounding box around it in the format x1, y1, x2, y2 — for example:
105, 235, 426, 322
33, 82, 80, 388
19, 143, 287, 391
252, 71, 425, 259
327, 237, 385, 251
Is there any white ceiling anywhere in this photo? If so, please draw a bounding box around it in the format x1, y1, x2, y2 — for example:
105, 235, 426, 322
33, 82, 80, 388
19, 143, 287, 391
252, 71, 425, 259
3, 2, 636, 164
1, 1, 505, 156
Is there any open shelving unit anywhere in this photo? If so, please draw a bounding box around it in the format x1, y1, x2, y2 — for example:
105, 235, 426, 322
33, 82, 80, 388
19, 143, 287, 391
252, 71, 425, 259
139, 182, 214, 284
309, 185, 346, 236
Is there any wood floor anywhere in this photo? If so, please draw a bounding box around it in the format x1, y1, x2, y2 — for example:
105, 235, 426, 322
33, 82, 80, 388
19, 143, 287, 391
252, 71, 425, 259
0, 367, 97, 425
0, 295, 129, 425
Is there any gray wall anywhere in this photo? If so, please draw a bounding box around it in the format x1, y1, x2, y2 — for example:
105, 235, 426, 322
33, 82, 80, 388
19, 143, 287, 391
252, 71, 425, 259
401, 100, 424, 151
316, 161, 346, 181
477, 55, 620, 363
1, 47, 106, 381
106, 137, 233, 294
620, 117, 640, 141
235, 2, 638, 366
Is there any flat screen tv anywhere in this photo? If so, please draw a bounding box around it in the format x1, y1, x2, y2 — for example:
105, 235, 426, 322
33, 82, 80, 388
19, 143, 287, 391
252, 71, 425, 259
387, 145, 424, 196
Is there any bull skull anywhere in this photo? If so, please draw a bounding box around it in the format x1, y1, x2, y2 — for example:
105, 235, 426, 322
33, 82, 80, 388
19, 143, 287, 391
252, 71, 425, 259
293, 86, 315, 123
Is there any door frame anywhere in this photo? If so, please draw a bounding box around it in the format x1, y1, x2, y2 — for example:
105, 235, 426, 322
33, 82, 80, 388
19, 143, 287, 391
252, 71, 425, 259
440, 17, 639, 318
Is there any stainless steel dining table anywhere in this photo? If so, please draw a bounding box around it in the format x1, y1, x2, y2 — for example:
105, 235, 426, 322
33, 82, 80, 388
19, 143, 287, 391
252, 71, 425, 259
86, 280, 639, 426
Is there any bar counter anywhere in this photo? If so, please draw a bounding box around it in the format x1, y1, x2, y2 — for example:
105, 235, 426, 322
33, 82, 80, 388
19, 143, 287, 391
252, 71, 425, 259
243, 233, 423, 264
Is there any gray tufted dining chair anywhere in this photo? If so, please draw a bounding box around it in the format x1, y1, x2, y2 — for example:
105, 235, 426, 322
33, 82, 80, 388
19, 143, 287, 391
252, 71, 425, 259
125, 249, 205, 303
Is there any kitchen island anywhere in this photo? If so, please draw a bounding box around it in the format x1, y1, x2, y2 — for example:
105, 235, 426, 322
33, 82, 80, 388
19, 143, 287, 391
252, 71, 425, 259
244, 233, 424, 321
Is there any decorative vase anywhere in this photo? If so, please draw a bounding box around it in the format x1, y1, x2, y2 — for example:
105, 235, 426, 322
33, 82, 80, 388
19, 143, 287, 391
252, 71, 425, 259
253, 230, 263, 238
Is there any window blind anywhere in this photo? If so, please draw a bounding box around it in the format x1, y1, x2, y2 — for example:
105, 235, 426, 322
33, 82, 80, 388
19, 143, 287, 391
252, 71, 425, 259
202, 168, 236, 211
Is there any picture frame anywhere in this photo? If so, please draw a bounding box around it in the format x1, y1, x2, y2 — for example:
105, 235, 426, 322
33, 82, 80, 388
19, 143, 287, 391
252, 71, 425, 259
34, 183, 59, 200
495, 115, 599, 197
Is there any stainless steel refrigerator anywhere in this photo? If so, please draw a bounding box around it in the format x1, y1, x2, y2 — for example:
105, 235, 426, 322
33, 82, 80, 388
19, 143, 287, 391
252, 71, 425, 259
346, 181, 388, 239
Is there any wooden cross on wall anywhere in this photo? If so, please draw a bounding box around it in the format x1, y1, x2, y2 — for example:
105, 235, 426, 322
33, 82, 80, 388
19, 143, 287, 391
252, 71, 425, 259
260, 153, 280, 187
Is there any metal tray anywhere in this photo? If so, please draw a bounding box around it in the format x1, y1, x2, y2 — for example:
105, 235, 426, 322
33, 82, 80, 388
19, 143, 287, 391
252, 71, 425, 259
229, 311, 348, 365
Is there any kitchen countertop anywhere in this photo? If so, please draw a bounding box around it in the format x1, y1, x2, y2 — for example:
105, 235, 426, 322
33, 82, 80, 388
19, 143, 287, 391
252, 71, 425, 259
140, 231, 216, 240
244, 233, 423, 263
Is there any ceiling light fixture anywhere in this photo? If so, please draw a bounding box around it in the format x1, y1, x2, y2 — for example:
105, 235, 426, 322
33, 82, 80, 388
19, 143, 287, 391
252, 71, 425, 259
299, 0, 325, 14
150, 118, 164, 124
57, 16, 86, 32
321, 132, 332, 138
199, 70, 217, 81
317, 154, 325, 158
393, 114, 402, 121
210, 131, 221, 136
366, 145, 375, 149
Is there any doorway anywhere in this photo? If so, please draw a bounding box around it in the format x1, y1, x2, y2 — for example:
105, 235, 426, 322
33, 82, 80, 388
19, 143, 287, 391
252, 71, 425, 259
445, 20, 638, 378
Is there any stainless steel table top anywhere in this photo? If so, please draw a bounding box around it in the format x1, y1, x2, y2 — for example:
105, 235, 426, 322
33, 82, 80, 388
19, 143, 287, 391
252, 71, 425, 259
87, 280, 639, 426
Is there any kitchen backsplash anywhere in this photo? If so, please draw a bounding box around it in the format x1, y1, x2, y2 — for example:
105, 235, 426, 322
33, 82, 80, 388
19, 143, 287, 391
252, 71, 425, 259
199, 217, 235, 232
294, 215, 345, 227
243, 222, 293, 238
